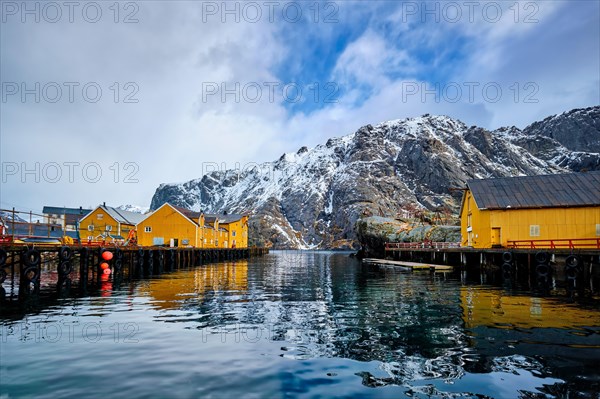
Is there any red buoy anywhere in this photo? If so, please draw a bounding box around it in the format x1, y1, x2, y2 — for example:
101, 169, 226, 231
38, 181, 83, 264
100, 262, 110, 270
103, 268, 112, 275
101, 251, 113, 261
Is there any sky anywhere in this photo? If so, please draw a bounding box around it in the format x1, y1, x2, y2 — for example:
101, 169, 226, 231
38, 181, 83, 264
1, 0, 599, 216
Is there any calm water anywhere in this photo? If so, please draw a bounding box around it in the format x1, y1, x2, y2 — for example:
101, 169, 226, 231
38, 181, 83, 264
1, 251, 599, 398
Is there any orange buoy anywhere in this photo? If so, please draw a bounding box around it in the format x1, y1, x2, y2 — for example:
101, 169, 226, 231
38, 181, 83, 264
103, 268, 112, 275
101, 251, 114, 261
100, 262, 110, 270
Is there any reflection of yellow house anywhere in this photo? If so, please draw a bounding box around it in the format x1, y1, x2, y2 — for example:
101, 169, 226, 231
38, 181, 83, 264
138, 261, 248, 309
460, 172, 600, 248
79, 203, 146, 243
461, 288, 600, 329
136, 203, 249, 248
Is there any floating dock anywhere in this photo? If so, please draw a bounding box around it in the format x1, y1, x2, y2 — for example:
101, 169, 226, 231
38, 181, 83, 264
363, 258, 453, 271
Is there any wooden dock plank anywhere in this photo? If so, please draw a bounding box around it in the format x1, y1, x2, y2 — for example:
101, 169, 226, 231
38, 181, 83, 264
363, 258, 454, 271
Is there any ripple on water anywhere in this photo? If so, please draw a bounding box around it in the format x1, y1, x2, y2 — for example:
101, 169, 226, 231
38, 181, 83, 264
1, 251, 599, 398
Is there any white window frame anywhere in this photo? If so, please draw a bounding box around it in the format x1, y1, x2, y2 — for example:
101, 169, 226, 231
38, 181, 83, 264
97, 213, 103, 220
144, 226, 152, 233
529, 225, 540, 237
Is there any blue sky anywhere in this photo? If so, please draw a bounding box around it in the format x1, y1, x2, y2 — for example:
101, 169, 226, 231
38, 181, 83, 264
1, 0, 599, 214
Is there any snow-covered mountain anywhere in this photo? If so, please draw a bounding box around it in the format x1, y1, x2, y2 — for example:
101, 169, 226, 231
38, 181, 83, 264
117, 204, 150, 214
150, 106, 600, 249
0, 210, 26, 223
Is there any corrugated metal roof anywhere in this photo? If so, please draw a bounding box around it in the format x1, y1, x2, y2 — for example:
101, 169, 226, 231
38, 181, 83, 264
467, 171, 600, 210
102, 205, 147, 225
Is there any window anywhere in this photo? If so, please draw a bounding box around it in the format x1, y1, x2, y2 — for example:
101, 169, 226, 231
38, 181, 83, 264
529, 225, 540, 237
232, 231, 236, 237
204, 239, 207, 244
105, 225, 112, 232
144, 226, 152, 233
596, 224, 600, 236
97, 213, 104, 220
88, 225, 94, 231
87, 236, 93, 241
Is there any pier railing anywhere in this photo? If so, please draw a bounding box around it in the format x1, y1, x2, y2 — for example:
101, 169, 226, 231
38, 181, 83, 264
507, 238, 600, 249
385, 241, 460, 249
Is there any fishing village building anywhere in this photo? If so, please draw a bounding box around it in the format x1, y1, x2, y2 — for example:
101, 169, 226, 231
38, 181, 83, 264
79, 204, 147, 244
460, 171, 600, 248
136, 203, 248, 248
42, 206, 92, 239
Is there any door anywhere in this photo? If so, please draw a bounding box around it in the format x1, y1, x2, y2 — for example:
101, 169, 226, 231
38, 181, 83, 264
491, 228, 501, 247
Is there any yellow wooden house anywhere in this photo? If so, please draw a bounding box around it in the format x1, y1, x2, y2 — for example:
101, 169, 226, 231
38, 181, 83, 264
136, 203, 249, 248
79, 203, 147, 244
459, 171, 600, 248
202, 214, 249, 248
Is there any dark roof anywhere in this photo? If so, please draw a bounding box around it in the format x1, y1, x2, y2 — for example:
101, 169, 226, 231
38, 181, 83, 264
172, 205, 202, 220
166, 204, 245, 224
43, 206, 92, 215
467, 171, 600, 210
204, 214, 244, 223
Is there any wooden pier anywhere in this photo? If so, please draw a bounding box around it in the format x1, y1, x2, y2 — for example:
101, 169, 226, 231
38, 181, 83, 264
0, 245, 269, 304
382, 242, 600, 292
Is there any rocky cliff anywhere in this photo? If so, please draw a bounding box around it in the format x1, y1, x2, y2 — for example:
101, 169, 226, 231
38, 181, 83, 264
150, 106, 600, 249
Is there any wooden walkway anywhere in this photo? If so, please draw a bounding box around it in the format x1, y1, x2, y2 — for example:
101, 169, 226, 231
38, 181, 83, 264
363, 258, 454, 272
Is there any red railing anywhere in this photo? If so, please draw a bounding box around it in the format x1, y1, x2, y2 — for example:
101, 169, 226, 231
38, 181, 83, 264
385, 241, 460, 249
507, 238, 600, 249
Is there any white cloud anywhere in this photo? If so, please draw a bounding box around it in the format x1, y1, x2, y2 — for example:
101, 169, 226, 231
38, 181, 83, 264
0, 1, 597, 214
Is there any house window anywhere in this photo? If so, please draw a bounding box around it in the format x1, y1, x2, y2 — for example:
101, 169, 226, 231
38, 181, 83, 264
204, 239, 207, 244
145, 226, 152, 233
529, 225, 540, 237
97, 213, 103, 220
596, 224, 600, 236
88, 225, 94, 231
232, 231, 236, 237
87, 236, 93, 241
105, 225, 112, 232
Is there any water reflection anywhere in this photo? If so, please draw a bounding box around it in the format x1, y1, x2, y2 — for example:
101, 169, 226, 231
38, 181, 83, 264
135, 252, 600, 397
1, 251, 599, 398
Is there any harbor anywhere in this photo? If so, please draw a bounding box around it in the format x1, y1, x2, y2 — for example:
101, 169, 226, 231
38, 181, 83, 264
1, 251, 599, 397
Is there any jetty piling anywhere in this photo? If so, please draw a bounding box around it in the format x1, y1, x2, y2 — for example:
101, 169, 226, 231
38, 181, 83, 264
0, 245, 269, 304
